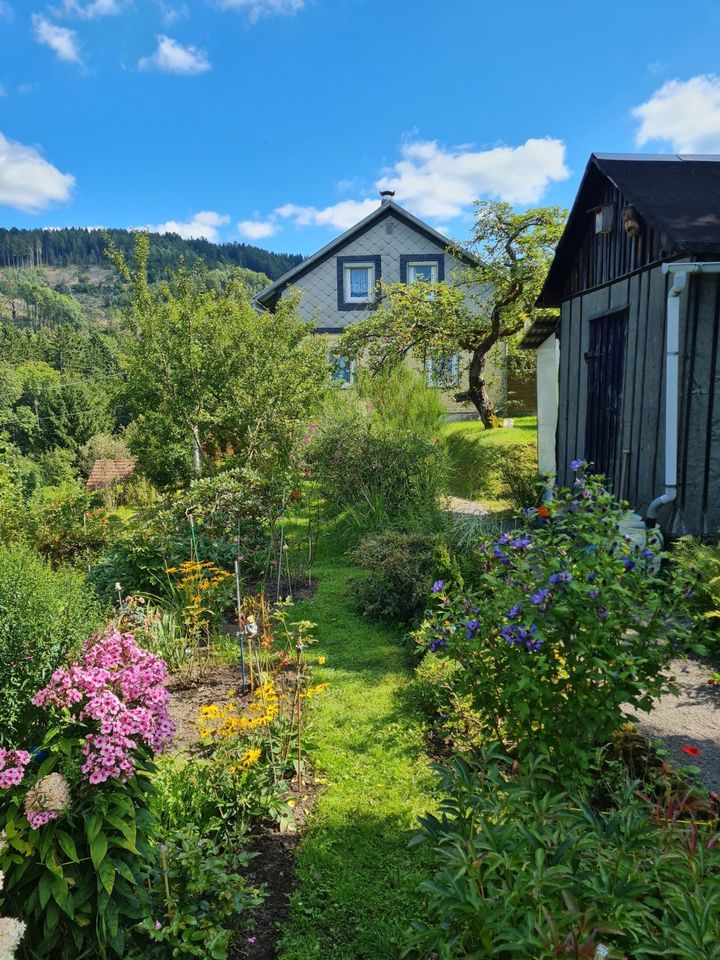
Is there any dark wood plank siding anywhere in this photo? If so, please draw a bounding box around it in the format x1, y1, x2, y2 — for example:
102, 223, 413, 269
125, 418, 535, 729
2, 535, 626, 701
562, 180, 668, 299
557, 267, 720, 536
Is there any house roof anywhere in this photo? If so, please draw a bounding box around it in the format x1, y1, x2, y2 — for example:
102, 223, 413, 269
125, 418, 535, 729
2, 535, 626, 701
86, 459, 135, 491
519, 315, 559, 350
254, 199, 479, 310
538, 152, 720, 309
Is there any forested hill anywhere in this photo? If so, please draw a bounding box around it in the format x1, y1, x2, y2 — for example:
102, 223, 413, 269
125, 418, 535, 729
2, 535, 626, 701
0, 227, 303, 282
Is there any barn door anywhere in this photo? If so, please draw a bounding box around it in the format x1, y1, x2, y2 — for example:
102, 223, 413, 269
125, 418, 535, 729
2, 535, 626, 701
584, 310, 628, 485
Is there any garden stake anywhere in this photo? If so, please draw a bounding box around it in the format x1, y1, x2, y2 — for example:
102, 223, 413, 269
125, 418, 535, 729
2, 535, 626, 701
234, 559, 248, 691
158, 843, 173, 916
276, 489, 286, 601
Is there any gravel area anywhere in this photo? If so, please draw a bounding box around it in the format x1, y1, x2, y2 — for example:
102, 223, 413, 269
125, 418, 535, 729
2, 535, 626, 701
443, 495, 490, 516
631, 658, 720, 793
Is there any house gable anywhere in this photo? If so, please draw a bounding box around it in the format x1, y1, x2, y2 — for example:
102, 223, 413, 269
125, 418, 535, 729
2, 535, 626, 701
255, 201, 476, 332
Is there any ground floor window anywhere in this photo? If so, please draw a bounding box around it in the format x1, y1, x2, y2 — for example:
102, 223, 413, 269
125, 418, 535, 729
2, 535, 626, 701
425, 353, 459, 388
331, 355, 355, 387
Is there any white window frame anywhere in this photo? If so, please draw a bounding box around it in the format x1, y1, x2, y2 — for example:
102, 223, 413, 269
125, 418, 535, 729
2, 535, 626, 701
425, 353, 459, 388
343, 263, 375, 304
331, 354, 356, 388
407, 261, 439, 284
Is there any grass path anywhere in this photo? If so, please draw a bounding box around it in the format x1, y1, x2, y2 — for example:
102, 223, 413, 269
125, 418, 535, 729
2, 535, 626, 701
277, 549, 436, 960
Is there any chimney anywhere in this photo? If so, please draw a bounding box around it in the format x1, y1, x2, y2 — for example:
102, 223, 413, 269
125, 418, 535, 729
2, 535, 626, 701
380, 189, 395, 204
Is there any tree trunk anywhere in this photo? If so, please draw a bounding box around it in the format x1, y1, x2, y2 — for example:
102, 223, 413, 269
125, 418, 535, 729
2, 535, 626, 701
455, 346, 497, 427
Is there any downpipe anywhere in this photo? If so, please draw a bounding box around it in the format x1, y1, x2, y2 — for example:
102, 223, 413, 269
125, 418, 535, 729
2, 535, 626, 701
646, 262, 720, 527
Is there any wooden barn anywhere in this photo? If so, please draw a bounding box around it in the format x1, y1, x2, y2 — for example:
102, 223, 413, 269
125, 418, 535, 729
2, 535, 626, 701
522, 153, 720, 538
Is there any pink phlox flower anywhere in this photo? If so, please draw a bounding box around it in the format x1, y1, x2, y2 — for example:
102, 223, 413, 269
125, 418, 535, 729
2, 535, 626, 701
34, 628, 175, 785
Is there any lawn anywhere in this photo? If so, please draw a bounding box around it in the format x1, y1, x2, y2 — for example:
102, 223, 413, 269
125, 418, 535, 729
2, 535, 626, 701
278, 542, 436, 960
441, 416, 537, 502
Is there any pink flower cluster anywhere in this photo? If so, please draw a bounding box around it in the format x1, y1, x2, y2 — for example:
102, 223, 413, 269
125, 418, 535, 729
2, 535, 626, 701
0, 750, 30, 789
34, 628, 175, 785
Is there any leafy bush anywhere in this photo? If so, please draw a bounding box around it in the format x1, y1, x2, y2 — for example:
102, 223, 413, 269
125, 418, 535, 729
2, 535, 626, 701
27, 481, 120, 565
414, 465, 697, 781
498, 445, 542, 509
0, 542, 100, 746
307, 385, 448, 533
405, 746, 720, 960
411, 655, 480, 752
88, 466, 280, 600
133, 828, 262, 960
442, 420, 537, 501
670, 537, 720, 652
349, 532, 458, 625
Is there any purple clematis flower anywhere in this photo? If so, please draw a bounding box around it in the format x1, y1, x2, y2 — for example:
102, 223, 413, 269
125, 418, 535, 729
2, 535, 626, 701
507, 603, 522, 619
530, 588, 549, 606
622, 556, 635, 571
432, 580, 445, 593
570, 459, 583, 471
597, 605, 608, 621
509, 535, 532, 550
493, 547, 510, 566
549, 571, 572, 586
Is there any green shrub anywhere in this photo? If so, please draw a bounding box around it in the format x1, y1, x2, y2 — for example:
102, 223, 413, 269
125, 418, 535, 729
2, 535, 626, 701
498, 445, 542, 509
307, 387, 448, 533
349, 532, 458, 625
0, 542, 99, 745
670, 537, 720, 653
414, 466, 699, 782
405, 747, 720, 960
442, 420, 537, 501
132, 827, 262, 960
88, 466, 280, 601
411, 655, 480, 752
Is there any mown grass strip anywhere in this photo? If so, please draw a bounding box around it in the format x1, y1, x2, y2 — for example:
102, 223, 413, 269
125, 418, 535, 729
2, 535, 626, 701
278, 549, 436, 960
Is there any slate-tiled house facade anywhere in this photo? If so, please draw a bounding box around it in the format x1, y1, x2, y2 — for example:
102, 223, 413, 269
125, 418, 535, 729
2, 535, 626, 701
255, 198, 532, 415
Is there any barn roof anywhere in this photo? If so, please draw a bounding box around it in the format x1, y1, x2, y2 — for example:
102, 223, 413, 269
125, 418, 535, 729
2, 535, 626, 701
538, 153, 720, 309
254, 199, 479, 311
86, 459, 135, 491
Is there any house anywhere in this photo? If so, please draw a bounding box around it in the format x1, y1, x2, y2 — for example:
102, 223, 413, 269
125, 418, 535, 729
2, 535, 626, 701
522, 152, 720, 537
255, 195, 534, 417
86, 459, 135, 491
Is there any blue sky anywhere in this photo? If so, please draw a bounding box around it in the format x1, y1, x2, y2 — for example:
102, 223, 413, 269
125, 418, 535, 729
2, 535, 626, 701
2, 0, 720, 255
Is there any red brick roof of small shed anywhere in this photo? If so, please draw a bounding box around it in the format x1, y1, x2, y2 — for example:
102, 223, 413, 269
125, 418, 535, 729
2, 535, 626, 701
86, 459, 135, 491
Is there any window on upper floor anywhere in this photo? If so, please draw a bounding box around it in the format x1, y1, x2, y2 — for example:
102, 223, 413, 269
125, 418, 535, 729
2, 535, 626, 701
425, 352, 459, 388
400, 254, 445, 286
407, 261, 438, 284
345, 264, 374, 302
337, 256, 381, 310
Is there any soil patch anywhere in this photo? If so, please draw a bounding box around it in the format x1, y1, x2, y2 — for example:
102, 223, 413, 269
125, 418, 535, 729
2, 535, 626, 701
230, 831, 299, 960
167, 664, 249, 751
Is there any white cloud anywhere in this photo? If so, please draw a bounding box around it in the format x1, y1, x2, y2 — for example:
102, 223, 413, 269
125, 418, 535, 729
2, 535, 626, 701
632, 75, 720, 153
238, 219, 278, 240
0, 132, 75, 211
32, 14, 82, 63
275, 199, 379, 231
239, 136, 569, 240
0, 85, 5, 97
158, 1, 189, 24
133, 211, 230, 241
0, 1, 12, 21
217, 0, 304, 23
54, 0, 126, 18
376, 137, 570, 216
138, 35, 210, 74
